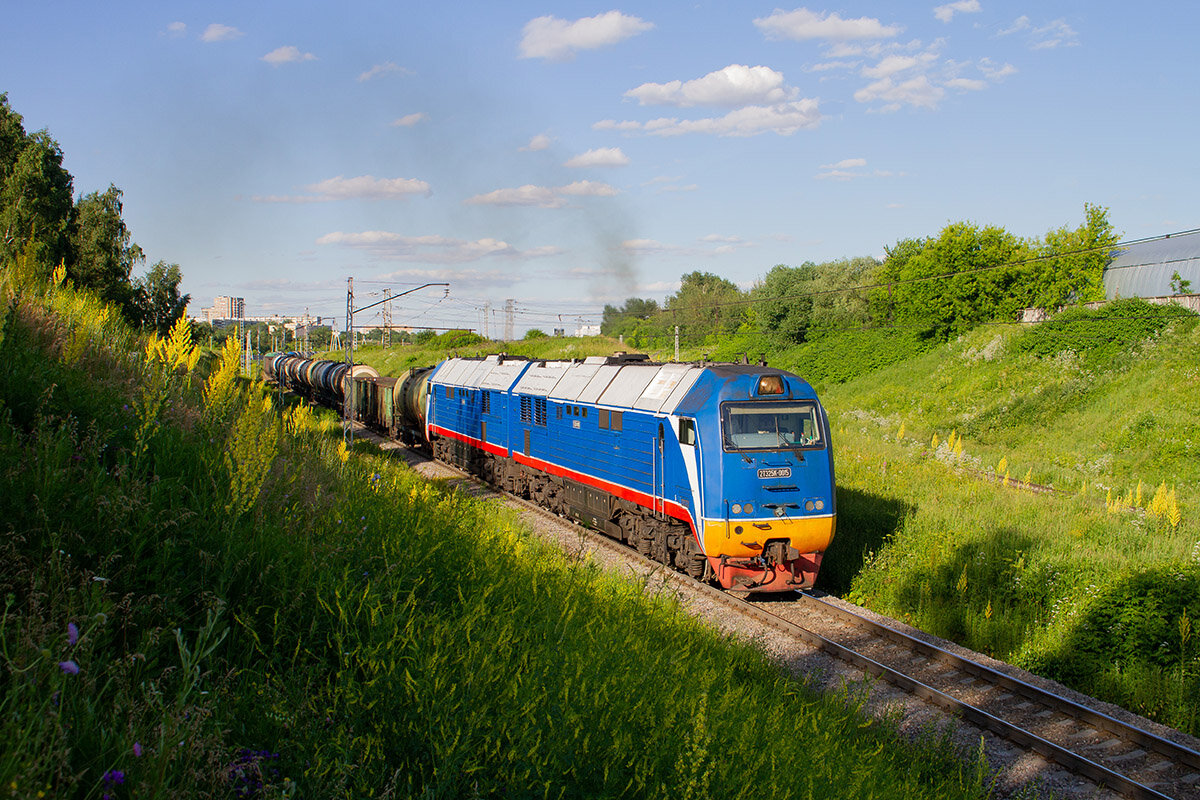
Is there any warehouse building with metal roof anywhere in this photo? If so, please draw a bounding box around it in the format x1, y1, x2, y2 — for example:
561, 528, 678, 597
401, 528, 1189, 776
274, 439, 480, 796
1104, 231, 1200, 301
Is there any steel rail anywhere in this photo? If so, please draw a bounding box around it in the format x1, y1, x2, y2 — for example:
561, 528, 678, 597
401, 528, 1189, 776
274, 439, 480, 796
796, 592, 1200, 774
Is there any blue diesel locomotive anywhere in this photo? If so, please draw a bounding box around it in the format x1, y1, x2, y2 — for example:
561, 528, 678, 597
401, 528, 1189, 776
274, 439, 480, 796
422, 353, 835, 592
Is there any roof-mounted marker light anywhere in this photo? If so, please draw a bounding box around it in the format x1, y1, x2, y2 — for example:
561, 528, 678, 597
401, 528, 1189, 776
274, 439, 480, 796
757, 375, 784, 395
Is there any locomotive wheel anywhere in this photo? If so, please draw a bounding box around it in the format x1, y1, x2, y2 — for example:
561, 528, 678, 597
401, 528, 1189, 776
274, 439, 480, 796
678, 536, 707, 580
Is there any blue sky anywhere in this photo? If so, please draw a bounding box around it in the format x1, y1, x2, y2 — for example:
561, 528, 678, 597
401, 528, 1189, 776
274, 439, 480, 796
3, 2, 1196, 335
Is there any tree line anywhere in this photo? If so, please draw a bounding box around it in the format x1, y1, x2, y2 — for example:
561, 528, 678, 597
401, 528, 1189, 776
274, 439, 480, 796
602, 204, 1121, 353
1, 93, 188, 335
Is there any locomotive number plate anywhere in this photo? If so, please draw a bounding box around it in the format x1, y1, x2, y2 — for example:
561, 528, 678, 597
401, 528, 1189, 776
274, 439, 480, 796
757, 467, 792, 479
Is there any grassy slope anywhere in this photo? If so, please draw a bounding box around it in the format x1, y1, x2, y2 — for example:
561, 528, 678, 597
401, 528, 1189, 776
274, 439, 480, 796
821, 313, 1200, 733
0, 281, 993, 797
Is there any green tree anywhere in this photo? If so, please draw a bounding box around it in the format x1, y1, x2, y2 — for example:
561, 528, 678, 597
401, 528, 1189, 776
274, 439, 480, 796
665, 271, 747, 344
0, 94, 74, 269
754, 262, 817, 346
134, 260, 190, 336
601, 297, 659, 339
69, 185, 144, 316
1026, 203, 1117, 309
873, 223, 1032, 339
1170, 271, 1193, 296
523, 328, 548, 340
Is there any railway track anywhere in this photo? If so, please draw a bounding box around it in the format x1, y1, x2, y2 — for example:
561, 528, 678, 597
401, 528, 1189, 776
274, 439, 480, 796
367, 425, 1200, 799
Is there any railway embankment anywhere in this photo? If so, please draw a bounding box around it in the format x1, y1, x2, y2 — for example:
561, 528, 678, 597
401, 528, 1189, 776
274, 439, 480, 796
1, 275, 996, 795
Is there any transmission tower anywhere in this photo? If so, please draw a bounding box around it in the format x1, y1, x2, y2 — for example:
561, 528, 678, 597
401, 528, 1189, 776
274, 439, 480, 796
504, 298, 514, 341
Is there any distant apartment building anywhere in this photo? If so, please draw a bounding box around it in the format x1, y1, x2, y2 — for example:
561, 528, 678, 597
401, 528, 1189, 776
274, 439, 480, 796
200, 296, 245, 324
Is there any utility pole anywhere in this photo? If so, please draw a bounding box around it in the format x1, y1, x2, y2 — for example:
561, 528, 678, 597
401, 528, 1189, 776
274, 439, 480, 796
674, 326, 679, 362
382, 288, 392, 348
344, 277, 354, 446
483, 301, 491, 339
237, 304, 246, 376
504, 298, 514, 341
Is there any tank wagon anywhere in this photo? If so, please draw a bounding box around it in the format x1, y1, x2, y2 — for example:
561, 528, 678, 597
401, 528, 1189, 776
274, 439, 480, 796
263, 354, 381, 417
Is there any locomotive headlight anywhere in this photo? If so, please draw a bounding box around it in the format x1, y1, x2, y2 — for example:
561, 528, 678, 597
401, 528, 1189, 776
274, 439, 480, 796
731, 503, 742, 514
743, 503, 753, 515
804, 500, 815, 511
815, 499, 825, 511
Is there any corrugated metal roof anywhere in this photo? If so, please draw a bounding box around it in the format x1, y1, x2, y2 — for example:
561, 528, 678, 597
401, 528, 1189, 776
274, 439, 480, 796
1104, 232, 1200, 299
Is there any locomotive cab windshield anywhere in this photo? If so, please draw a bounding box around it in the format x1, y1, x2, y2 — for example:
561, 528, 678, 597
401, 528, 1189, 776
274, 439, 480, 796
721, 401, 824, 451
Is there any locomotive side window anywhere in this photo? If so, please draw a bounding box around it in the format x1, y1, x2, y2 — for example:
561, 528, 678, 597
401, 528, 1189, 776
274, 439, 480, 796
721, 402, 824, 451
679, 418, 696, 446
599, 408, 610, 429
611, 410, 623, 431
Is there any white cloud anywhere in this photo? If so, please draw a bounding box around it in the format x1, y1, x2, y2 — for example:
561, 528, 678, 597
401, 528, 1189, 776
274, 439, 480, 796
851, 41, 1011, 111
626, 64, 797, 108
253, 175, 431, 203
466, 185, 563, 208
201, 23, 243, 43
358, 62, 411, 82
754, 8, 902, 42
1030, 19, 1079, 49
390, 113, 428, 128
638, 100, 822, 137
464, 180, 619, 208
519, 11, 653, 61
592, 119, 643, 132
621, 236, 749, 258
308, 175, 429, 199
979, 59, 1017, 80
862, 53, 939, 80
945, 77, 986, 91
998, 16, 1031, 36
520, 134, 552, 152
822, 158, 867, 169
557, 180, 621, 197
997, 16, 1078, 48
815, 160, 906, 180
317, 232, 559, 264
854, 75, 944, 112
166, 22, 187, 37
263, 46, 317, 66
933, 0, 981, 23
564, 147, 630, 168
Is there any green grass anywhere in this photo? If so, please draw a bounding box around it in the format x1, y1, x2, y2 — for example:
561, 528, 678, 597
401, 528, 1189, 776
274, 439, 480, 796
0, 272, 999, 796
819, 305, 1200, 734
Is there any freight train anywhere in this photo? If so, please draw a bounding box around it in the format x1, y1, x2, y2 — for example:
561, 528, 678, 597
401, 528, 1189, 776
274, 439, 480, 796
265, 352, 836, 592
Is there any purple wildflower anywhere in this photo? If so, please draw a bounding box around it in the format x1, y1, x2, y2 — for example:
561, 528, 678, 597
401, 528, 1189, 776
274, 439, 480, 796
67, 622, 79, 646
102, 770, 125, 785
133, 742, 143, 757
58, 660, 79, 675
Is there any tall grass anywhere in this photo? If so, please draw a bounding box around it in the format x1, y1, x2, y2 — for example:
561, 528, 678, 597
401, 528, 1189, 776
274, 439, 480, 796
0, 268, 997, 796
